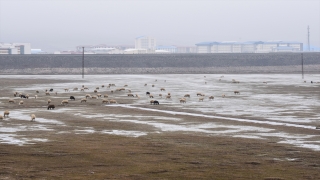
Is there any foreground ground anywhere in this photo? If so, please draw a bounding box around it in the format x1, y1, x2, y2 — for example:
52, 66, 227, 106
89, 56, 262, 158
0, 77, 320, 179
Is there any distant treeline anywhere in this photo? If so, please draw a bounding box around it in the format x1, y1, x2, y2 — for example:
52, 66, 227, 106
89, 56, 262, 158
0, 53, 319, 69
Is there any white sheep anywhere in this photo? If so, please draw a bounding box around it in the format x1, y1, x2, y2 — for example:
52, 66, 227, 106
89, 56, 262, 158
35, 95, 38, 99
184, 94, 190, 98
97, 94, 102, 97
165, 95, 171, 99
45, 92, 50, 96
159, 94, 162, 98
0, 115, 3, 120
73, 87, 78, 91
80, 98, 87, 103
61, 100, 69, 105
30, 114, 36, 122
4, 110, 9, 117
180, 98, 186, 103
91, 95, 98, 99
199, 97, 204, 102
222, 94, 226, 98
109, 99, 117, 104
209, 96, 214, 100
104, 94, 109, 98
64, 88, 69, 92
149, 94, 154, 98
160, 88, 165, 91
102, 99, 109, 104
85, 94, 91, 99
47, 99, 51, 104
8, 99, 15, 103
19, 101, 24, 105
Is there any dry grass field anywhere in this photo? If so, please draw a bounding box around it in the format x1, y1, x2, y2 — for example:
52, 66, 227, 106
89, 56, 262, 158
0, 76, 320, 179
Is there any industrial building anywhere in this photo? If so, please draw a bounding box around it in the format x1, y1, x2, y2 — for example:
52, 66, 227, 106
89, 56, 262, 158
195, 41, 303, 53
0, 43, 31, 54
135, 36, 156, 50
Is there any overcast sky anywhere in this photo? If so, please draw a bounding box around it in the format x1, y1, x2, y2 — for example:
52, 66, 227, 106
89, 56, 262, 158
0, 0, 319, 52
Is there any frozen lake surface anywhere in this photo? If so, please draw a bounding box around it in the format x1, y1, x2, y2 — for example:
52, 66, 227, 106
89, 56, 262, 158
1, 74, 320, 151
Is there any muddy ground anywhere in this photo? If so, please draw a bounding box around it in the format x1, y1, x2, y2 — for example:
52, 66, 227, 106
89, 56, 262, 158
0, 78, 320, 180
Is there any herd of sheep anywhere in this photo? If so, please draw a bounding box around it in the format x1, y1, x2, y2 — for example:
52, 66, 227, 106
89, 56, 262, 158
1, 76, 245, 123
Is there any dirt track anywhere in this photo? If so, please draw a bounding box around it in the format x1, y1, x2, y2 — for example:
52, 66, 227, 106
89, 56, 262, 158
1, 77, 320, 179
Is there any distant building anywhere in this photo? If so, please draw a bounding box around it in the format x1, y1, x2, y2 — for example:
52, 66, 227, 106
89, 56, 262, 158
124, 48, 148, 54
176, 47, 197, 53
195, 41, 303, 53
156, 45, 177, 53
31, 49, 48, 54
135, 36, 156, 50
0, 43, 31, 54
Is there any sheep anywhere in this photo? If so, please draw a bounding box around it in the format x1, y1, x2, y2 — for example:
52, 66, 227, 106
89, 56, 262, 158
150, 100, 154, 104
0, 115, 3, 120
199, 97, 204, 102
94, 89, 98, 93
84, 87, 89, 90
8, 99, 15, 103
20, 95, 27, 99
49, 88, 54, 92
70, 96, 76, 100
4, 110, 9, 117
35, 95, 37, 99
196, 92, 203, 96
128, 89, 131, 93
120, 88, 125, 91
81, 88, 85, 91
101, 85, 105, 88
184, 94, 190, 98
152, 84, 155, 87
102, 99, 109, 104
165, 95, 171, 99
111, 90, 114, 93
91, 95, 98, 99
124, 84, 128, 87
64, 88, 69, 92
144, 84, 147, 86
96, 87, 100, 90
149, 94, 154, 98
263, 81, 268, 84
47, 104, 55, 110
135, 94, 140, 99
109, 99, 117, 104
168, 92, 171, 96
160, 88, 165, 91
146, 92, 150, 95
85, 94, 91, 99
234, 91, 240, 95
104, 94, 109, 98
13, 92, 18, 97
36, 90, 39, 93
180, 98, 186, 103
80, 98, 87, 103
128, 93, 134, 97
159, 94, 162, 98
153, 100, 159, 105
47, 99, 51, 104
61, 100, 69, 105
30, 114, 36, 122
55, 92, 58, 95
45, 92, 50, 96
73, 87, 78, 91
222, 94, 226, 98
209, 96, 214, 100
19, 101, 24, 105
97, 94, 102, 98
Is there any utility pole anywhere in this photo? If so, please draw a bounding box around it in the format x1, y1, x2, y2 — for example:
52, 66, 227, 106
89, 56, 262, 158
82, 47, 84, 79
307, 26, 310, 51
301, 53, 304, 79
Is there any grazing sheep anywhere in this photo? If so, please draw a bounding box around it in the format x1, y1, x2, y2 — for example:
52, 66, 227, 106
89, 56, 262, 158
80, 99, 87, 103
152, 84, 155, 87
159, 94, 162, 98
8, 99, 15, 103
47, 104, 55, 110
64, 88, 69, 92
81, 88, 84, 91
196, 92, 202, 96
135, 94, 140, 99
128, 89, 131, 93
47, 99, 51, 104
73, 87, 78, 91
222, 94, 226, 98
97, 94, 102, 98
104, 94, 109, 98
4, 110, 9, 117
153, 100, 159, 105
85, 94, 91, 99
166, 95, 171, 99
35, 95, 37, 99
180, 98, 186, 103
96, 87, 100, 90
0, 115, 3, 120
61, 100, 69, 105
13, 92, 18, 97
150, 100, 154, 104
109, 83, 116, 86
209, 96, 214, 100
128, 93, 134, 97
168, 92, 171, 96
49, 88, 54, 92
234, 91, 240, 95
45, 92, 50, 96
30, 114, 36, 122
70, 96, 76, 100
20, 95, 27, 99
144, 83, 147, 86
101, 85, 105, 88
109, 99, 117, 104
263, 81, 268, 84
199, 97, 204, 102
84, 87, 89, 90
91, 95, 98, 99
146, 92, 150, 95
94, 89, 98, 93
19, 101, 24, 105
36, 90, 39, 93
160, 88, 165, 91
55, 92, 58, 95
26, 94, 29, 99
124, 84, 128, 87
111, 90, 114, 93
184, 94, 190, 98
102, 99, 109, 104
149, 94, 154, 98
